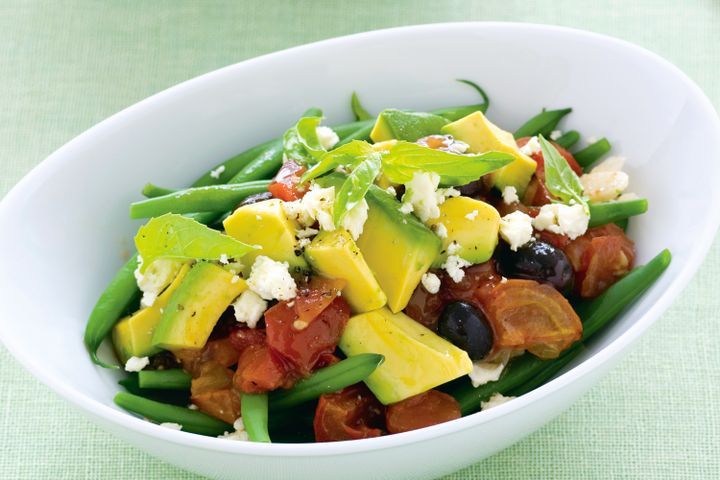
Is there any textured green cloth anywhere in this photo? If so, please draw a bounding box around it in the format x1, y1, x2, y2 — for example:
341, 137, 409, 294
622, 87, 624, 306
1, 1, 719, 478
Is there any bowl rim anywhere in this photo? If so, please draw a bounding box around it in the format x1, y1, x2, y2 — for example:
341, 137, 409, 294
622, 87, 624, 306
1, 21, 719, 457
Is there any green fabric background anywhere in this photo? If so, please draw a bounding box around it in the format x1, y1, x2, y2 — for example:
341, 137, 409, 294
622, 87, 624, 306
1, 1, 719, 478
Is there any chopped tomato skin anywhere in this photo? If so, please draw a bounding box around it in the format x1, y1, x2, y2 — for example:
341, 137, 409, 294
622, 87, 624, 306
233, 344, 293, 394
314, 384, 385, 442
386, 390, 461, 434
268, 160, 307, 201
228, 326, 267, 353
190, 361, 241, 423
174, 337, 241, 377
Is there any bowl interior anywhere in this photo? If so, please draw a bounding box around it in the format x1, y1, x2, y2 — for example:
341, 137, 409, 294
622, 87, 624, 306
0, 23, 718, 454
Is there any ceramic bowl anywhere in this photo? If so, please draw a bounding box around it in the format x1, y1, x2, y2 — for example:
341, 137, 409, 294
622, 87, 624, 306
1, 22, 719, 480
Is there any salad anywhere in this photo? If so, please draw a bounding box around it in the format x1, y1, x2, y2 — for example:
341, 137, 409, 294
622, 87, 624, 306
84, 81, 670, 443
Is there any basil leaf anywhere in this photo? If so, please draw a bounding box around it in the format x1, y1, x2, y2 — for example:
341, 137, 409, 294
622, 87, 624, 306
135, 214, 257, 272
283, 115, 325, 165
382, 141, 513, 185
351, 92, 373, 121
301, 140, 376, 183
538, 135, 589, 212
333, 154, 382, 226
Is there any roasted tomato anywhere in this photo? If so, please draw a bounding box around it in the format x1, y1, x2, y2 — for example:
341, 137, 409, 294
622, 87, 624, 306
233, 343, 293, 394
476, 279, 582, 359
265, 278, 350, 376
190, 361, 241, 424
563, 224, 635, 298
314, 384, 385, 442
516, 137, 582, 206
385, 390, 461, 434
268, 160, 307, 201
228, 326, 267, 352
174, 337, 241, 377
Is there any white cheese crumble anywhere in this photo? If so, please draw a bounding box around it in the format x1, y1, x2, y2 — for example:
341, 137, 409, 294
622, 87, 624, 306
519, 136, 541, 156
401, 171, 442, 222
385, 186, 397, 196
341, 198, 369, 241
579, 155, 630, 202
502, 186, 519, 205
442, 254, 471, 283
532, 203, 589, 240
399, 202, 414, 214
433, 223, 448, 239
468, 352, 511, 387
421, 272, 441, 294
124, 356, 150, 372
188, 403, 199, 410
159, 422, 182, 430
550, 130, 562, 141
481, 393, 515, 410
296, 227, 319, 239
499, 211, 533, 251
218, 418, 249, 441
230, 275, 240, 284
316, 126, 339, 150
436, 186, 461, 204
246, 256, 297, 301
297, 237, 311, 249
209, 165, 226, 179
283, 183, 335, 232
218, 253, 229, 265
134, 258, 181, 308
232, 290, 268, 329
446, 139, 470, 154
465, 209, 479, 221
447, 241, 461, 255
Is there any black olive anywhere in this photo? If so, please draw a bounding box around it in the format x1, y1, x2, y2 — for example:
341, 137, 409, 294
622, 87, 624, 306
237, 191, 273, 208
438, 301, 493, 361
496, 240, 574, 292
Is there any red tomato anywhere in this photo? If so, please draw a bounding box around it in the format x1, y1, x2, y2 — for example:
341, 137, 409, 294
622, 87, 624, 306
476, 279, 582, 359
228, 326, 267, 352
174, 337, 241, 377
563, 224, 635, 298
268, 160, 307, 201
314, 384, 385, 442
190, 361, 241, 424
294, 277, 346, 324
233, 344, 293, 394
385, 390, 461, 434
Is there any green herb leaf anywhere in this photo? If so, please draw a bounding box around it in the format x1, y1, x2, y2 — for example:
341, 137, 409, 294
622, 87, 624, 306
333, 154, 382, 226
382, 141, 513, 185
538, 135, 589, 212
375, 109, 449, 142
351, 92, 373, 121
283, 115, 325, 165
300, 140, 376, 183
135, 214, 257, 272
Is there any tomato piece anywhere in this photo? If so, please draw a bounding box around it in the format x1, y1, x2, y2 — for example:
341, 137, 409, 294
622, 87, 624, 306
405, 278, 446, 331
268, 160, 307, 201
233, 344, 293, 393
294, 277, 346, 325
174, 337, 241, 377
228, 326, 267, 352
385, 390, 461, 434
190, 361, 241, 424
476, 279, 582, 359
563, 224, 635, 298
314, 384, 385, 442
265, 283, 350, 376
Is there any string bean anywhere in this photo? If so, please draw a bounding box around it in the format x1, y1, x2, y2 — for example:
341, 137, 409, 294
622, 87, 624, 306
241, 393, 271, 443
555, 130, 580, 149
588, 199, 648, 228
138, 369, 192, 390
575, 138, 612, 168
514, 108, 572, 138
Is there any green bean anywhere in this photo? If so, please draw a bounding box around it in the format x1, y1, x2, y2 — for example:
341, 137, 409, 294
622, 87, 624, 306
615, 217, 630, 231
555, 130, 580, 149
138, 369, 192, 390
450, 249, 672, 414
351, 92, 373, 121
84, 256, 141, 368
241, 393, 271, 443
574, 138, 612, 168
333, 120, 373, 139
129, 180, 270, 219
118, 374, 190, 406
114, 392, 231, 436
432, 79, 490, 121
334, 122, 374, 147
588, 199, 648, 228
192, 140, 275, 188
514, 108, 572, 139
142, 184, 175, 198
269, 353, 384, 410
505, 345, 584, 398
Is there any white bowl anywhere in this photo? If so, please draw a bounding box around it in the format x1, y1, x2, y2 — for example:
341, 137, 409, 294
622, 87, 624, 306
0, 22, 718, 480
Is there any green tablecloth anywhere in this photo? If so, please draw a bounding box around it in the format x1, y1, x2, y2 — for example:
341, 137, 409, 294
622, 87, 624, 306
1, 1, 718, 478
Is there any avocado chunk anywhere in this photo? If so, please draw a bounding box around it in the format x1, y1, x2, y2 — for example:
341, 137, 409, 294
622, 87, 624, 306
223, 199, 307, 272
112, 263, 191, 363
339, 308, 473, 405
441, 111, 536, 195
304, 229, 387, 313
152, 262, 247, 350
427, 197, 500, 267
370, 109, 449, 143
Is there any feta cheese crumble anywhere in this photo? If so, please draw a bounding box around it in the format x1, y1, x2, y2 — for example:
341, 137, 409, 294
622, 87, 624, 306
421, 272, 441, 294
401, 171, 442, 222
532, 203, 589, 240
316, 126, 339, 150
209, 165, 226, 179
385, 186, 397, 196
124, 356, 150, 373
218, 418, 250, 441
246, 256, 297, 301
502, 186, 519, 205
341, 198, 369, 240
232, 289, 268, 329
283, 183, 335, 232
134, 258, 182, 308
499, 211, 533, 251
465, 209, 479, 221
159, 422, 182, 430
481, 393, 515, 410
442, 254, 471, 283
218, 253, 229, 265
550, 130, 562, 141
399, 202, 414, 214
519, 136, 541, 156
433, 222, 448, 239
468, 351, 511, 387
579, 155, 630, 202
